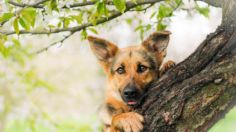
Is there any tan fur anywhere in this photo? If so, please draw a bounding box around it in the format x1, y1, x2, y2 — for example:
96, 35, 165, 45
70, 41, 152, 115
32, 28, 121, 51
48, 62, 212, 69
88, 31, 175, 132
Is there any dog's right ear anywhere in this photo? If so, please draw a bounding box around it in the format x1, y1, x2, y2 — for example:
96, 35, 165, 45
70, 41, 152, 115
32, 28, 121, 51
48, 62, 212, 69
142, 31, 171, 68
88, 36, 118, 72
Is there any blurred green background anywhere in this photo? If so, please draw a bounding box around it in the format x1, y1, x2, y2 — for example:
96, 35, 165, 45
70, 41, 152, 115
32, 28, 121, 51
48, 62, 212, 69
0, 0, 236, 132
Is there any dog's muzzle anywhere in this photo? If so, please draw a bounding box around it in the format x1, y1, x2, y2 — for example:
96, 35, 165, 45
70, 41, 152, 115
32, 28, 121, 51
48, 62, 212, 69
122, 85, 141, 107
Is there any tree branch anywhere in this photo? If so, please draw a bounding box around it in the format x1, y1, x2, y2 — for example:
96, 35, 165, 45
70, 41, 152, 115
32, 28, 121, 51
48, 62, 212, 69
1, 0, 164, 35
137, 24, 236, 131
7, 0, 144, 9
8, 0, 47, 8
32, 32, 74, 54
8, 0, 223, 10
8, 0, 111, 9
129, 3, 154, 12
136, 0, 236, 130
63, 1, 113, 8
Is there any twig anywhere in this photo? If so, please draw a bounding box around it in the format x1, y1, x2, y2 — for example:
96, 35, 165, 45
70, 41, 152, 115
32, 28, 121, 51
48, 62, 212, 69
129, 3, 154, 12
63, 1, 113, 8
8, 0, 113, 9
8, 0, 48, 8
32, 32, 74, 54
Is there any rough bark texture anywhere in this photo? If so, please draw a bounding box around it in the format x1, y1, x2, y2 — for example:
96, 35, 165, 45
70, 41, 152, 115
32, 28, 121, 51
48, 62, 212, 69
136, 0, 236, 131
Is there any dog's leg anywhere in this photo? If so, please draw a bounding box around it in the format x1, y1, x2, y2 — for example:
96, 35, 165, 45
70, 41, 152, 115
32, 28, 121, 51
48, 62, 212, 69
160, 60, 176, 76
110, 112, 144, 132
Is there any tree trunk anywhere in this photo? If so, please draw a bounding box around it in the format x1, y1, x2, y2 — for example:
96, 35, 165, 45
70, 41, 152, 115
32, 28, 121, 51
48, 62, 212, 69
136, 0, 236, 131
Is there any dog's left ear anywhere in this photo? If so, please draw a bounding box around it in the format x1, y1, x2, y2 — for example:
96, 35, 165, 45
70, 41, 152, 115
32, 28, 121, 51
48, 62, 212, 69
142, 31, 171, 67
88, 36, 118, 73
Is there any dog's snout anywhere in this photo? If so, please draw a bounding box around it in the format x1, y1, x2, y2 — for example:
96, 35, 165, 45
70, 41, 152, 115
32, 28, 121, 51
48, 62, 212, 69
121, 85, 143, 106
124, 87, 137, 98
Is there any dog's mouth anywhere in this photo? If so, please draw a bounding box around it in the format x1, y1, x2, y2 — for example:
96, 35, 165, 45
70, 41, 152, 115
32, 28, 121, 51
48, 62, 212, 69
123, 93, 147, 108
127, 100, 138, 105
125, 99, 140, 107
121, 93, 140, 107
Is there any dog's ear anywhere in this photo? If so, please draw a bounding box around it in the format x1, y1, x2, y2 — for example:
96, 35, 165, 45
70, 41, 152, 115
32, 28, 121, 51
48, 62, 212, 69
142, 31, 171, 67
88, 36, 118, 72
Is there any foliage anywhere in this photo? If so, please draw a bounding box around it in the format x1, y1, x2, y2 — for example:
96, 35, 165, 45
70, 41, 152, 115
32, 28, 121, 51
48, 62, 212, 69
0, 0, 210, 48
113, 0, 126, 13
0, 34, 56, 131
4, 116, 101, 132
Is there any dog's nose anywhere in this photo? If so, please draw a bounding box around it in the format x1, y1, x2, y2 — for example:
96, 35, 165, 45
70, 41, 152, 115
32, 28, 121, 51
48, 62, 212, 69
123, 87, 138, 98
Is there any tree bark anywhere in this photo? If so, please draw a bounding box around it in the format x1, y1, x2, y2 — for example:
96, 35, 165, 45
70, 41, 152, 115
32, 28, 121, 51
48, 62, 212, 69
136, 0, 236, 131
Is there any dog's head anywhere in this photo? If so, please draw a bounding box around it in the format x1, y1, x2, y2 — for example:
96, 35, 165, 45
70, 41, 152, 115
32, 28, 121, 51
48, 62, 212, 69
88, 31, 170, 107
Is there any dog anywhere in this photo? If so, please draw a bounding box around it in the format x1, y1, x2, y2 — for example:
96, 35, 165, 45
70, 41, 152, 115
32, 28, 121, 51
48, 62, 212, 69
88, 31, 175, 132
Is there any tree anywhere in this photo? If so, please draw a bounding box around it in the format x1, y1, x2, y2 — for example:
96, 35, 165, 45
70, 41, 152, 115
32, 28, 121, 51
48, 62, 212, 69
136, 0, 236, 131
0, 0, 235, 131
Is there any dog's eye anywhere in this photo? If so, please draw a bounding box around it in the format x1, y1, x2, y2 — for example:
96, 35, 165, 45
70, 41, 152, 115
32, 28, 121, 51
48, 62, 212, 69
137, 64, 148, 73
116, 67, 125, 74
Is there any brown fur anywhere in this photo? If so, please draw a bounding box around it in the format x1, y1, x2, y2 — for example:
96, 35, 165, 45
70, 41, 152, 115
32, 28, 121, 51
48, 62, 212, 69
88, 31, 175, 132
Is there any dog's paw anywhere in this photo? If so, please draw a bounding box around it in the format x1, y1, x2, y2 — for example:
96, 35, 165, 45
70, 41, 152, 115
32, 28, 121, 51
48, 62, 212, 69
160, 60, 176, 76
110, 112, 144, 132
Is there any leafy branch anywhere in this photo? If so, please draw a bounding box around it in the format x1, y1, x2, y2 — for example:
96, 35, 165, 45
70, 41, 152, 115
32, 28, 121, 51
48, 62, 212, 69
0, 0, 211, 54
8, 0, 113, 9
1, 0, 165, 35
8, 0, 48, 8
32, 1, 162, 54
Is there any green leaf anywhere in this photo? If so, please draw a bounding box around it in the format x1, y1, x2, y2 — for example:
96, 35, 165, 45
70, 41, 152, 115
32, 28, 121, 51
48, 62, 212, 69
57, 21, 62, 28
71, 13, 83, 24
19, 17, 30, 31
157, 22, 167, 31
20, 7, 36, 27
50, 0, 59, 12
80, 29, 87, 40
97, 2, 103, 15
175, 0, 182, 5
130, 0, 137, 4
150, 12, 156, 19
135, 25, 143, 32
135, 24, 152, 32
0, 45, 10, 58
34, 80, 56, 92
135, 24, 152, 40
59, 17, 72, 28
146, 24, 152, 31
13, 18, 19, 34
196, 6, 210, 17
0, 13, 14, 23
135, 5, 144, 11
63, 18, 71, 28
125, 18, 133, 25
97, 2, 108, 16
88, 28, 98, 34
158, 4, 173, 19
11, 38, 21, 47
89, 14, 99, 25
0, 35, 10, 58
48, 24, 56, 29
113, 0, 126, 13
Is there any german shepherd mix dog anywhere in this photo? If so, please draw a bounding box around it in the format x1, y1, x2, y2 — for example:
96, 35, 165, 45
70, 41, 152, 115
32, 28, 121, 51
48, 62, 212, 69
88, 31, 175, 132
